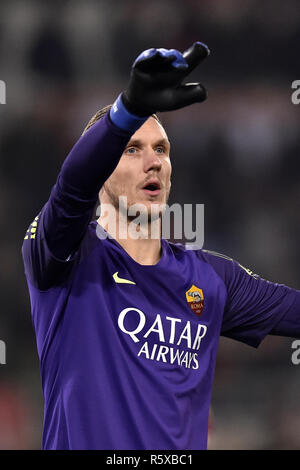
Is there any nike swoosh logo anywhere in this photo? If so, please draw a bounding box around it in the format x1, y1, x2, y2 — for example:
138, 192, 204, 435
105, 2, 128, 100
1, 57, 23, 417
113, 272, 136, 285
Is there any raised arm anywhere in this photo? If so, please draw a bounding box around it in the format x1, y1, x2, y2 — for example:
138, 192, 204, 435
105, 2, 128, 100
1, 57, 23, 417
22, 42, 210, 290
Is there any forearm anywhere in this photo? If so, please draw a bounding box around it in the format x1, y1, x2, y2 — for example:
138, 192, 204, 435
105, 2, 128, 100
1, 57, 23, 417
44, 109, 146, 260
59, 108, 143, 197
270, 289, 300, 338
31, 42, 209, 261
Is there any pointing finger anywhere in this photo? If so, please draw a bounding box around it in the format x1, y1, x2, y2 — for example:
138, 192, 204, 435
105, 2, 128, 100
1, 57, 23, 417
183, 42, 210, 73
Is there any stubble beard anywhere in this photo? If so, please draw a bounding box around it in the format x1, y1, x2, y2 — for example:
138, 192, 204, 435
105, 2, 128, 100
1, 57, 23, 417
103, 182, 170, 224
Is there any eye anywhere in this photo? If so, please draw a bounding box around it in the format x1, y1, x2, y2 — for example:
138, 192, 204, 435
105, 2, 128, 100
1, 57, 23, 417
155, 147, 165, 154
126, 147, 137, 154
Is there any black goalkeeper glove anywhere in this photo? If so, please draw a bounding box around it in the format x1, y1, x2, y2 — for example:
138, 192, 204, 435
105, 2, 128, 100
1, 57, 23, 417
121, 41, 210, 117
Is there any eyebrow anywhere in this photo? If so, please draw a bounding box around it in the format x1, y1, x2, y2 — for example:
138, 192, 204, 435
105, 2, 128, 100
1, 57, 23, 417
125, 138, 171, 148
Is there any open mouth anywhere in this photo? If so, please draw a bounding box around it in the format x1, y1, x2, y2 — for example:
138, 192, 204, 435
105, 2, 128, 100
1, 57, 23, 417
142, 181, 161, 196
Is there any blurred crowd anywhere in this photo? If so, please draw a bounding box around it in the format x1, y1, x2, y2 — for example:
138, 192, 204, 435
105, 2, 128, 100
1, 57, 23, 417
0, 0, 300, 449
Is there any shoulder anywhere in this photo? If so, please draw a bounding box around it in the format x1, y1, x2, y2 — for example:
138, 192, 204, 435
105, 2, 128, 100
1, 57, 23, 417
77, 220, 105, 260
165, 242, 258, 285
165, 241, 230, 273
165, 241, 233, 268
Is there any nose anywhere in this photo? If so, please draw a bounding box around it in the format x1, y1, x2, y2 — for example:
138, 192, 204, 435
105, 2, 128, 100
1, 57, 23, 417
143, 147, 162, 173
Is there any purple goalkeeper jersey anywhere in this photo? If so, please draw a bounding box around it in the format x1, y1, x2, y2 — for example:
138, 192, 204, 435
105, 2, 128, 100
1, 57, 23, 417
22, 112, 300, 450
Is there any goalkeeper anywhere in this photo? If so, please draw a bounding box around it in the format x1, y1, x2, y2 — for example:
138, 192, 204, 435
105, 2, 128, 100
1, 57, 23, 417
22, 42, 300, 450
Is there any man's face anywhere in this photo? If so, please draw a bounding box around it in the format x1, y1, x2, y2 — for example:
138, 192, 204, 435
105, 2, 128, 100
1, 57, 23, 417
101, 117, 172, 219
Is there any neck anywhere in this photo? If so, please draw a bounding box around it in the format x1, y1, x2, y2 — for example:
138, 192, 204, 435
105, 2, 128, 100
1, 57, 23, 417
97, 209, 162, 266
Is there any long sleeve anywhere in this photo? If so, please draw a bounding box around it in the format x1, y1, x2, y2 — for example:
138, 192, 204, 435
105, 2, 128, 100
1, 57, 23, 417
201, 250, 300, 347
270, 294, 300, 337
43, 113, 133, 259
22, 113, 134, 290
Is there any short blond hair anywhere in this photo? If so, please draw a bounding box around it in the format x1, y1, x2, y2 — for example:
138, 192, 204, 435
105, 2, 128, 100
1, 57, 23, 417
82, 104, 162, 135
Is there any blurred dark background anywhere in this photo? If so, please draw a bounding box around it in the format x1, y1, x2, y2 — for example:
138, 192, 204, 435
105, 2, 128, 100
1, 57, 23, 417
0, 0, 300, 449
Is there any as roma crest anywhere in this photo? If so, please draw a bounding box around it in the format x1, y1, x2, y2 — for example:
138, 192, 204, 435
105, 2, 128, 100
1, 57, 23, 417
185, 285, 204, 318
